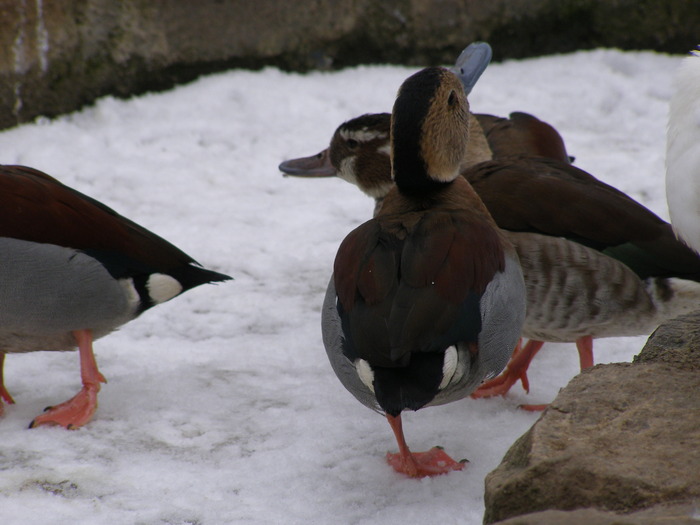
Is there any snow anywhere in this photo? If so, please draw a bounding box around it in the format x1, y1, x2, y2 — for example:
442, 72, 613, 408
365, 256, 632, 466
0, 48, 686, 524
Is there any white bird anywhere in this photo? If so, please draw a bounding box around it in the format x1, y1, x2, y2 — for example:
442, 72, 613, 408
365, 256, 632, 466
666, 47, 700, 254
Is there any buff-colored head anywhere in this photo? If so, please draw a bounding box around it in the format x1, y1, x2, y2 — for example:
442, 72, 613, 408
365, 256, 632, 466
391, 67, 470, 194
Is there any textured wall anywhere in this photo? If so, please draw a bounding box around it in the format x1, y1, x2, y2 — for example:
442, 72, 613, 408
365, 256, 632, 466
1, 0, 699, 130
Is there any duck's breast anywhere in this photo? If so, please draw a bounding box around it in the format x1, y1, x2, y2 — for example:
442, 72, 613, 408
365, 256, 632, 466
0, 237, 140, 352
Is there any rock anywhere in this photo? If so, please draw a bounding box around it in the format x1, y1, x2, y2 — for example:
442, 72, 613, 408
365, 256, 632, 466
1, 0, 700, 131
634, 311, 700, 370
491, 503, 700, 525
483, 320, 700, 525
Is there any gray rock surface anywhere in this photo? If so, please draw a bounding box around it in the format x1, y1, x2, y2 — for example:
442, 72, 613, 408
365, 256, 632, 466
491, 503, 700, 525
484, 311, 700, 524
634, 311, 700, 370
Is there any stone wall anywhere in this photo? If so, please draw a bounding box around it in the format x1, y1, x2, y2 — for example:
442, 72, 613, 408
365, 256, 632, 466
1, 0, 699, 130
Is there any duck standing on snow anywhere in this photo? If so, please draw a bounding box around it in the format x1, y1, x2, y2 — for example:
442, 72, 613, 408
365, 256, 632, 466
0, 165, 231, 429
283, 114, 700, 407
666, 48, 700, 254
322, 67, 526, 477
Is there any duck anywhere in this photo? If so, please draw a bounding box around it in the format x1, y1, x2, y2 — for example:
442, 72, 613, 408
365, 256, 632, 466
279, 40, 571, 205
666, 47, 700, 254
280, 110, 570, 216
279, 102, 572, 401
282, 109, 700, 405
322, 66, 526, 477
0, 165, 231, 429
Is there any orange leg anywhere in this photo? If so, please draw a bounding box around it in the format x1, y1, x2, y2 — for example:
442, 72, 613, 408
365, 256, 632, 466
0, 353, 16, 416
384, 414, 466, 478
471, 339, 545, 398
518, 336, 595, 412
518, 403, 549, 412
30, 330, 107, 429
576, 335, 594, 370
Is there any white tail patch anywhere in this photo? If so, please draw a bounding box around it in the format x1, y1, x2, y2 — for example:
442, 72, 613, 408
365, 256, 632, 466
147, 273, 183, 304
439, 347, 459, 390
355, 358, 375, 393
119, 278, 142, 313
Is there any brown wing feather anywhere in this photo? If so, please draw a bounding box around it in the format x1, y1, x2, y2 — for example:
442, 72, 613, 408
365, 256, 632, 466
465, 156, 663, 243
334, 220, 397, 310
0, 165, 199, 272
400, 211, 504, 301
334, 209, 505, 367
475, 112, 570, 163
464, 156, 700, 279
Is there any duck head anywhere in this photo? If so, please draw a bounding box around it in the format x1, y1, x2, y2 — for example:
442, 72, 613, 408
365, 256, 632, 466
279, 67, 471, 204
390, 66, 470, 195
279, 113, 393, 200
279, 41, 492, 197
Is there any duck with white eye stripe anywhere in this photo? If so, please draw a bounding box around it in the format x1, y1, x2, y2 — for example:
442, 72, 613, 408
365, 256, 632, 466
284, 108, 700, 406
322, 66, 526, 477
282, 48, 700, 407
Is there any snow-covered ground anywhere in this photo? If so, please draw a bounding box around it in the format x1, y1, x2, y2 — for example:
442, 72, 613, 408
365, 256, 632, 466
0, 48, 685, 524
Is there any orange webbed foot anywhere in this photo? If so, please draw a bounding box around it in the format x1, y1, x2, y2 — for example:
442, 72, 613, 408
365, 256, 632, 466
0, 387, 14, 405
29, 330, 106, 429
385, 413, 466, 478
471, 367, 529, 398
0, 389, 16, 417
471, 339, 545, 399
29, 377, 105, 429
386, 447, 467, 477
518, 403, 548, 412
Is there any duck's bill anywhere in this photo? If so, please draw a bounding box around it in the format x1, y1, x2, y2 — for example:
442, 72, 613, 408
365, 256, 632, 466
279, 148, 337, 177
450, 41, 493, 95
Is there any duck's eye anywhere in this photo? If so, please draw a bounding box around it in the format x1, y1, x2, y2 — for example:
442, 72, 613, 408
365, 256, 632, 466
347, 138, 359, 149
447, 90, 457, 107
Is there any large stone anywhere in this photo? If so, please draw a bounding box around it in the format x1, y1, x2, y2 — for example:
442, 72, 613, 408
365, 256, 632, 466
483, 320, 700, 524
634, 310, 700, 370
1, 0, 699, 131
491, 503, 700, 525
